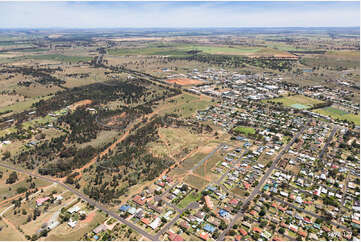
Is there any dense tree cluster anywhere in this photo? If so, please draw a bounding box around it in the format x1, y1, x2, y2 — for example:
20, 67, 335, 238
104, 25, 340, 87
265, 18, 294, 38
59, 108, 99, 143
6, 171, 18, 184
38, 145, 96, 176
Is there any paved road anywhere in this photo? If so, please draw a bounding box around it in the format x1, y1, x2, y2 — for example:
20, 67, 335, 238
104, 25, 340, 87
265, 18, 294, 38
0, 162, 157, 241
215, 149, 248, 186
191, 143, 224, 172
155, 202, 199, 239
319, 126, 338, 161
218, 125, 308, 240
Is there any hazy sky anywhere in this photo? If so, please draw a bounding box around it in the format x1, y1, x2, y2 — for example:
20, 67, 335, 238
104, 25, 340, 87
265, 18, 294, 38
1, 1, 360, 28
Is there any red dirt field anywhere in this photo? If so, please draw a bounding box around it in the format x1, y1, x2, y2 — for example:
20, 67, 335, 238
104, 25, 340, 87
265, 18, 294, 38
69, 99, 93, 111
81, 210, 96, 224
165, 78, 204, 86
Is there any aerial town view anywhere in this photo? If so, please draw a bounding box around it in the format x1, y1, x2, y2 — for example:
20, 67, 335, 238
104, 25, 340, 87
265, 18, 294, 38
0, 1, 359, 241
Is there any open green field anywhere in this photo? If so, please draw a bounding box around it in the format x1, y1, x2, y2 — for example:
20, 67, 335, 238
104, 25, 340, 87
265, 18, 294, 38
268, 95, 324, 109
177, 192, 202, 209
233, 125, 256, 135
26, 54, 92, 63
314, 106, 360, 125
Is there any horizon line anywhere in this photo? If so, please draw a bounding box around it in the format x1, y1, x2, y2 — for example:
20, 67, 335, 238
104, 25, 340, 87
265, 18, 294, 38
0, 26, 360, 29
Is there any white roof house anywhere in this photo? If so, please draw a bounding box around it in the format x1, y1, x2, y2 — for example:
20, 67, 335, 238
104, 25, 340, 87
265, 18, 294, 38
296, 196, 303, 204
68, 205, 81, 214
280, 191, 289, 197
128, 207, 137, 215
67, 219, 77, 228
150, 217, 161, 230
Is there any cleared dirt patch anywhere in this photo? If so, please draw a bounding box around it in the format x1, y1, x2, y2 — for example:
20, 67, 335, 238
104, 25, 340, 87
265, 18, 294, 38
165, 78, 204, 86
69, 99, 92, 111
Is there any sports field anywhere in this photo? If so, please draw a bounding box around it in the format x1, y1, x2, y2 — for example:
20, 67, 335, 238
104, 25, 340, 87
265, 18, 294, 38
269, 95, 324, 109
233, 125, 256, 135
314, 106, 360, 125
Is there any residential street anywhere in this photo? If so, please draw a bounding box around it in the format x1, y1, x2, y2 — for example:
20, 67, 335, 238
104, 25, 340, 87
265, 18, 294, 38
218, 124, 308, 240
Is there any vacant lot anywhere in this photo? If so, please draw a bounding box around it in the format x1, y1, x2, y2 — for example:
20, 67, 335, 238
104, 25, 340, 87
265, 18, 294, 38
193, 152, 222, 180
0, 219, 25, 241
184, 174, 209, 190
314, 106, 360, 125
157, 93, 213, 118
269, 94, 324, 109
148, 127, 205, 159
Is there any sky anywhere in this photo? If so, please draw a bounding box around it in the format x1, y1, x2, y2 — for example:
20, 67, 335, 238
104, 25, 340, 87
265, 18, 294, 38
0, 1, 359, 28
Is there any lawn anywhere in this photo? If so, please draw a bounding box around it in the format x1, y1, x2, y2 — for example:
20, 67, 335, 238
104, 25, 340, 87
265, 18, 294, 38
177, 192, 202, 209
233, 125, 256, 135
268, 95, 324, 109
314, 106, 360, 125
